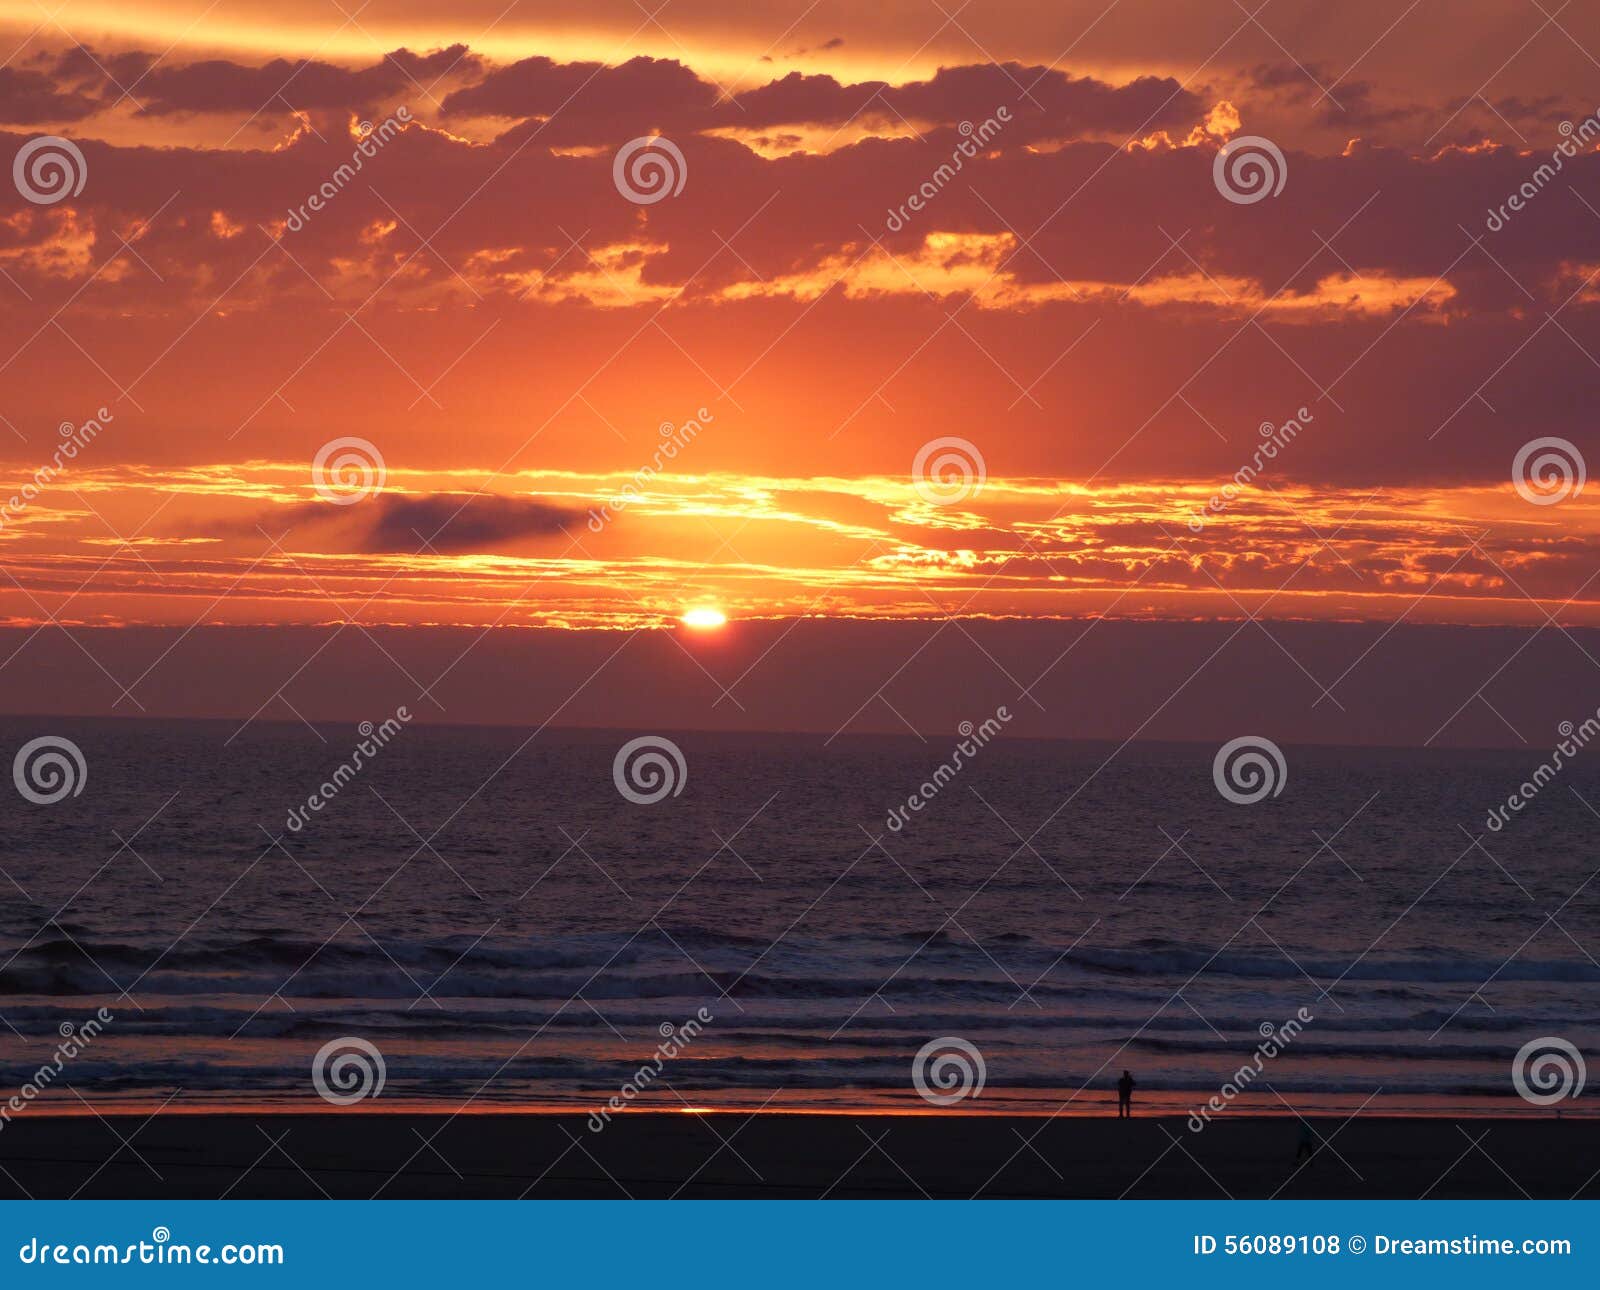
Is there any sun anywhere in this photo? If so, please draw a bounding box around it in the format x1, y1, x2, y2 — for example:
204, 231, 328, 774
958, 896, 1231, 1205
680, 607, 727, 630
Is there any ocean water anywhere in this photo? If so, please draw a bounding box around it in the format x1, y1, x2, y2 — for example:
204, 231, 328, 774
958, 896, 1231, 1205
1, 717, 1596, 1118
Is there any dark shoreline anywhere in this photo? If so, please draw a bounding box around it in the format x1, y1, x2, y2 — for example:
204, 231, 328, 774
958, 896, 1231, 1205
1, 1112, 1593, 1199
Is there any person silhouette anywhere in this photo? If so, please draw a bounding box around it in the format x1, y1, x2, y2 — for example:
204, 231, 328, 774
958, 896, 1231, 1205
1295, 1120, 1316, 1162
1117, 1069, 1135, 1118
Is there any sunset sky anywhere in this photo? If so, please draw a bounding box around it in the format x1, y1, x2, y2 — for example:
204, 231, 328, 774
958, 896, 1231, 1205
2, 0, 1599, 735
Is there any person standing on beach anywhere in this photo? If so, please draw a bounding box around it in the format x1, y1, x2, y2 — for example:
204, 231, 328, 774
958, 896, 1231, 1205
1117, 1069, 1135, 1118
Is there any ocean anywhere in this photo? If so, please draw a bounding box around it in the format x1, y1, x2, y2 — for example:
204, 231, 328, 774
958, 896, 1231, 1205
1, 717, 1596, 1119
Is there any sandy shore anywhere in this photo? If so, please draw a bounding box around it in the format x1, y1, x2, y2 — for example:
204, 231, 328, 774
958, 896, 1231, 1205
0, 1112, 1594, 1198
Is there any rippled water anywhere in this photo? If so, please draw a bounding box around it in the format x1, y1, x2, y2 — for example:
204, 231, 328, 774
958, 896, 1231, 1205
1, 717, 1596, 1117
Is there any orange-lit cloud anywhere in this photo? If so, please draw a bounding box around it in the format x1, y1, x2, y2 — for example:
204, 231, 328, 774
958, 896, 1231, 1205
3, 458, 1598, 630
1, 22, 1598, 659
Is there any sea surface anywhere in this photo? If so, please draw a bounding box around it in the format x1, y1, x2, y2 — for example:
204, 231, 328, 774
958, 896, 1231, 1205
1, 717, 1597, 1118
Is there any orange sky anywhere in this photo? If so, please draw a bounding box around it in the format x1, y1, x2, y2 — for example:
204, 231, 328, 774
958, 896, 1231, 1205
3, 0, 1600, 637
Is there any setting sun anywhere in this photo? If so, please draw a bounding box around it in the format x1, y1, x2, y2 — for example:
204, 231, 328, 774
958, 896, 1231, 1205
681, 607, 728, 630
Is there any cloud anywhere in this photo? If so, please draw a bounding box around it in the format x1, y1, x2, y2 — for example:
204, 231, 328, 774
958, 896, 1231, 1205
133, 45, 479, 117
9, 101, 1598, 322
787, 37, 846, 59
442, 54, 720, 142
444, 56, 1206, 146
25, 43, 482, 120
0, 67, 102, 124
1245, 61, 1414, 129
250, 493, 584, 553
2, 40, 1599, 505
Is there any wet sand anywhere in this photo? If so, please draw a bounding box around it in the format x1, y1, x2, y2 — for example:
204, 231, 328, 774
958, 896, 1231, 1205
0, 1112, 1594, 1198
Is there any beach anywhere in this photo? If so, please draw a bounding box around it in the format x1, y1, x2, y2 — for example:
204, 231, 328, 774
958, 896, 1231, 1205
0, 1113, 1593, 1199
4, 724, 1595, 1203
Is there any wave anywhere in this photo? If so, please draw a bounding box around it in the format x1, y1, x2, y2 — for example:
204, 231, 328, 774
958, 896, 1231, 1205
9, 930, 1600, 990
1065, 944, 1600, 984
0, 1052, 1554, 1101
